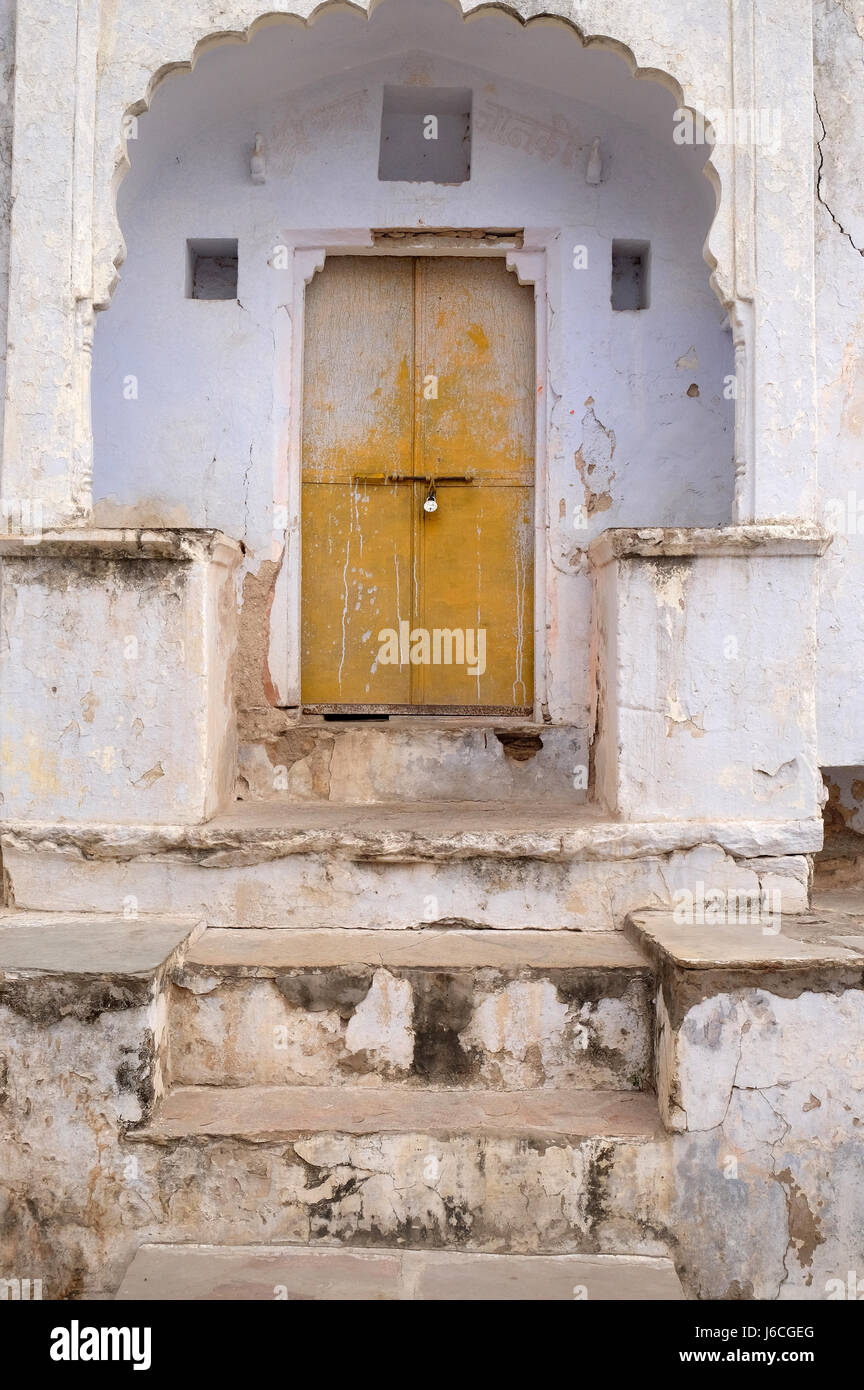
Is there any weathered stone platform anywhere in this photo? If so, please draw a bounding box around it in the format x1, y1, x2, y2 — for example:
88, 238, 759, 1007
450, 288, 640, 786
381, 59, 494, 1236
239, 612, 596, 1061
1, 801, 816, 931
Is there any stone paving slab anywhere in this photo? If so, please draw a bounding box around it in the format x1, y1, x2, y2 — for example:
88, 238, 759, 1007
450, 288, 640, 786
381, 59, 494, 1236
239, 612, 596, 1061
134, 1083, 664, 1143
115, 1243, 683, 1300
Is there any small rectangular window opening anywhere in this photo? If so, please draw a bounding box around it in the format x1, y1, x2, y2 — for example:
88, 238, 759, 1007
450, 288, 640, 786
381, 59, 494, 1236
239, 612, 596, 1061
611, 240, 650, 311
186, 238, 239, 299
378, 86, 472, 184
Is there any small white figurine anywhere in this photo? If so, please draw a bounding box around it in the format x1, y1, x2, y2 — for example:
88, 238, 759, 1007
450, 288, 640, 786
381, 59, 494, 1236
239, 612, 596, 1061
251, 133, 266, 185
586, 137, 603, 185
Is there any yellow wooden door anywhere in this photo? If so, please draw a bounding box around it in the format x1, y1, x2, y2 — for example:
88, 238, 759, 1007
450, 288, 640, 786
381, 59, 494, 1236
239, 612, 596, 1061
301, 255, 534, 713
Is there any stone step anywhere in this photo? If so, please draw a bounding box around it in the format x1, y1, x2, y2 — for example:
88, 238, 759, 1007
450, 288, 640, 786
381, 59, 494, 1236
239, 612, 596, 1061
120, 1083, 669, 1255
238, 719, 587, 804
168, 928, 653, 1090
1, 800, 813, 931
133, 1083, 664, 1143
116, 1242, 684, 1300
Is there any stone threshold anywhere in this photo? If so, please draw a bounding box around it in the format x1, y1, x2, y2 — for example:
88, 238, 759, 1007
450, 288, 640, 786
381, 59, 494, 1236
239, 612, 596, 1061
1, 800, 823, 864
130, 1083, 665, 1144
115, 1243, 684, 1301
292, 715, 553, 727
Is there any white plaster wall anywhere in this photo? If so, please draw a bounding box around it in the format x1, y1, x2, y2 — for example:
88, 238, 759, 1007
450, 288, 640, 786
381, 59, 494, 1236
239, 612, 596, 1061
660, 984, 864, 1298
814, 0, 864, 765
0, 0, 14, 459
594, 546, 824, 822
91, 0, 734, 725
0, 538, 240, 825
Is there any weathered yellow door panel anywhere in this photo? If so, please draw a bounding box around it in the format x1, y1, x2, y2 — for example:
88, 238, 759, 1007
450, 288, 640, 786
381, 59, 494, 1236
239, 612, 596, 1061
415, 482, 534, 709
416, 257, 535, 484
300, 255, 535, 711
301, 481, 413, 706
302, 257, 414, 483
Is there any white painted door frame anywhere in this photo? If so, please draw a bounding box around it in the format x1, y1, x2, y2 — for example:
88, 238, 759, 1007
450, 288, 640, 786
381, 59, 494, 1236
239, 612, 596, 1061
268, 230, 552, 721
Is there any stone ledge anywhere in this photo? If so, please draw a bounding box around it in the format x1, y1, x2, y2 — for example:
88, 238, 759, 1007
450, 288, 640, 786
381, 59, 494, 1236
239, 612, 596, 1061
627, 909, 864, 971
588, 524, 830, 569
0, 912, 204, 1022
116, 1244, 684, 1301
131, 1083, 665, 1143
626, 909, 864, 1026
0, 911, 204, 975
0, 527, 243, 565
0, 801, 824, 865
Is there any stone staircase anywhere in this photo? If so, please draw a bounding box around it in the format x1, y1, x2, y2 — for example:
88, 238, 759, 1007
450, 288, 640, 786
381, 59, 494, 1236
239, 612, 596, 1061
0, 870, 688, 1298
2, 769, 826, 1299
116, 920, 679, 1298
10, 876, 864, 1298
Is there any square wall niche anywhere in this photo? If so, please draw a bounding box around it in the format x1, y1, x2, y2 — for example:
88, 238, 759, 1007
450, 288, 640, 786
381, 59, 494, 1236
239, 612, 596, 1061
186, 239, 239, 300
378, 86, 472, 184
611, 240, 650, 311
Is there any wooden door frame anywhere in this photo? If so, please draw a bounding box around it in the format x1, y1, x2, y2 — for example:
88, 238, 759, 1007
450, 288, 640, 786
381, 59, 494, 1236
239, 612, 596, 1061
268, 231, 550, 722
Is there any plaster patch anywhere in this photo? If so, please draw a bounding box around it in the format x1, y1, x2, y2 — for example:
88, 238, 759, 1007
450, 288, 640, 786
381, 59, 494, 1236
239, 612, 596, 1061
460, 979, 569, 1065
574, 401, 616, 515
344, 969, 414, 1070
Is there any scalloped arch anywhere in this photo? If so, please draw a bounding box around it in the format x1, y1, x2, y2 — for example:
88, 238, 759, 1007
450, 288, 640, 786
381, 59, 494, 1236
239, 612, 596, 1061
94, 0, 730, 309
